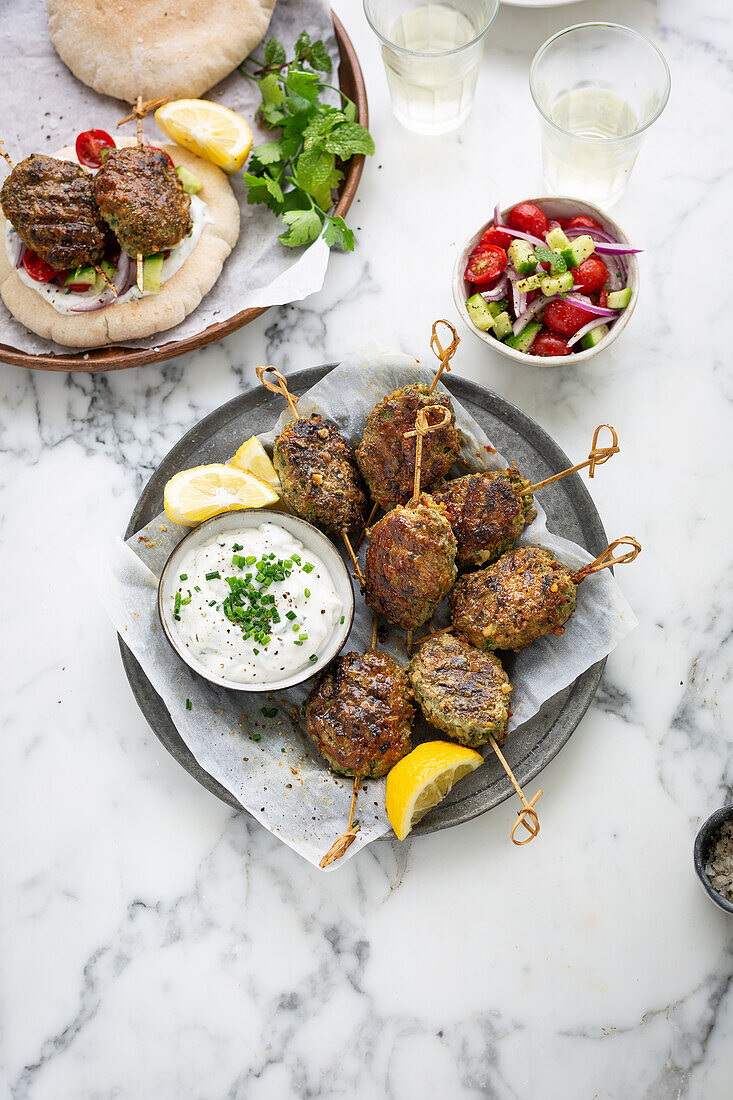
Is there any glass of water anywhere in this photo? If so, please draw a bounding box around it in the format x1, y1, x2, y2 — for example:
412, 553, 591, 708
530, 23, 671, 207
363, 0, 500, 136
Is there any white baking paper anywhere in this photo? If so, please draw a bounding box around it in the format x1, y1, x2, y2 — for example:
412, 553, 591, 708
81, 346, 637, 870
0, 0, 338, 354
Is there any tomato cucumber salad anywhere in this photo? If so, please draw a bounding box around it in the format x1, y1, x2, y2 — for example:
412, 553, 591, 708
463, 201, 641, 357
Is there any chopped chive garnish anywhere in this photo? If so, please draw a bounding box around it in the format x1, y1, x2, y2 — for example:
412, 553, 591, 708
304, 588, 310, 598
294, 639, 304, 646
253, 648, 259, 655
293, 623, 300, 632
246, 555, 257, 565
208, 599, 216, 606
253, 733, 261, 741
185, 698, 192, 710
302, 562, 314, 573
205, 570, 220, 580
260, 707, 278, 718
286, 610, 296, 620
194, 586, 201, 592
232, 543, 243, 552
174, 592, 182, 615
309, 654, 318, 662
340, 615, 345, 624
179, 573, 188, 581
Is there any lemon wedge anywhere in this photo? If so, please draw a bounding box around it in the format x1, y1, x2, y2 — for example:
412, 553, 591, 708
164, 464, 277, 525
386, 742, 484, 840
155, 99, 253, 174
231, 436, 280, 492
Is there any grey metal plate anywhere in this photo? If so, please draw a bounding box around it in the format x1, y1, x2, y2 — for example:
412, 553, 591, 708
121, 365, 607, 836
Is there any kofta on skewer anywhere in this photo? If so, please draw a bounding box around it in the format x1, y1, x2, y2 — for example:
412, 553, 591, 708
356, 320, 462, 511
450, 538, 641, 653
432, 424, 619, 569
364, 407, 458, 647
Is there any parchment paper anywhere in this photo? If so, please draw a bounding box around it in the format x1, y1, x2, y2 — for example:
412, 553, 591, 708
0, 0, 338, 354
81, 347, 637, 870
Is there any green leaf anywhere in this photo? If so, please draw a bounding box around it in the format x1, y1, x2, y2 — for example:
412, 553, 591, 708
264, 37, 286, 67
534, 245, 567, 275
308, 40, 332, 73
324, 121, 375, 157
279, 206, 324, 247
285, 69, 321, 102
301, 106, 342, 148
243, 171, 284, 212
295, 147, 341, 210
250, 141, 283, 167
342, 98, 358, 123
258, 72, 285, 125
323, 215, 355, 251
294, 31, 311, 60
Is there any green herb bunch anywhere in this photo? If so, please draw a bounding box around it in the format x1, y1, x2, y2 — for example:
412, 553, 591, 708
240, 31, 375, 251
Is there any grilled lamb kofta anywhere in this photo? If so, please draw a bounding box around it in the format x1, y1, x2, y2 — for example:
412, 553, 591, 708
93, 146, 191, 257
365, 493, 457, 630
0, 153, 111, 271
432, 467, 536, 568
409, 632, 512, 747
273, 414, 368, 536
450, 546, 577, 652
356, 383, 461, 509
305, 651, 414, 778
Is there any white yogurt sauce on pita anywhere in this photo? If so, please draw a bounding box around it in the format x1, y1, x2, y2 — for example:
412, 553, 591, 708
169, 523, 343, 685
4, 149, 210, 315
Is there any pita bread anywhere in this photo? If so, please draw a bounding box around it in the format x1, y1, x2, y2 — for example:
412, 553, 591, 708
0, 138, 240, 348
46, 0, 277, 103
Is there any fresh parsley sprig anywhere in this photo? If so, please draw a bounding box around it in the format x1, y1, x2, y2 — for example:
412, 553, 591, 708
240, 31, 375, 251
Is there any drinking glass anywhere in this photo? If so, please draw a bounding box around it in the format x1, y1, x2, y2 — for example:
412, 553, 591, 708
363, 0, 500, 136
530, 23, 671, 207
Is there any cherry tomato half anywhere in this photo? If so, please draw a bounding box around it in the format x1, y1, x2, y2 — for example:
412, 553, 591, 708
145, 143, 175, 168
543, 299, 595, 337
464, 245, 507, 285
479, 224, 512, 251
22, 250, 56, 282
508, 202, 548, 238
75, 129, 116, 168
597, 289, 608, 309
566, 214, 603, 232
573, 255, 609, 294
529, 329, 571, 357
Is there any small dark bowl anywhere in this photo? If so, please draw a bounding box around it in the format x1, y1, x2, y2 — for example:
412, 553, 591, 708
693, 804, 733, 915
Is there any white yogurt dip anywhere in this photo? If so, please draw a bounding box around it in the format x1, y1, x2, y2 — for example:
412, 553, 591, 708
169, 522, 343, 685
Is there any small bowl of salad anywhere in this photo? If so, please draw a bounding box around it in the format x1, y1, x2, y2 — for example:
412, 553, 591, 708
452, 198, 641, 365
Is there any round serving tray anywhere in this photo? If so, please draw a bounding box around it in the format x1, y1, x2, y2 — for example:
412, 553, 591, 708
120, 366, 608, 837
0, 13, 366, 374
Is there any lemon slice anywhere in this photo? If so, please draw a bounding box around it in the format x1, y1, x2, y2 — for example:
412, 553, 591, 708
231, 436, 280, 492
164, 464, 277, 525
155, 99, 253, 174
386, 742, 484, 840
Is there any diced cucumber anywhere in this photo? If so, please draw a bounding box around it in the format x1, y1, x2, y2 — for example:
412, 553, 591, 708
142, 252, 165, 292
560, 234, 595, 269
606, 287, 632, 309
508, 239, 537, 276
492, 311, 513, 341
580, 324, 609, 350
466, 294, 495, 332
506, 321, 541, 353
539, 271, 574, 296
545, 226, 571, 251
64, 264, 96, 286
176, 165, 203, 195
516, 274, 542, 293
100, 259, 116, 282
487, 300, 509, 318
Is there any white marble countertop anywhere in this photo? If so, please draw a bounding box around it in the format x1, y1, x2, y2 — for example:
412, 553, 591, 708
2, 0, 732, 1096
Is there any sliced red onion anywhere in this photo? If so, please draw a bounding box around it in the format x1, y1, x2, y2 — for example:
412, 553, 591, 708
564, 295, 619, 317
15, 243, 26, 269
512, 294, 551, 336
595, 242, 643, 255
568, 317, 611, 348
493, 203, 504, 227
479, 273, 509, 301
565, 225, 617, 244
511, 280, 527, 318
69, 251, 135, 311
601, 251, 625, 292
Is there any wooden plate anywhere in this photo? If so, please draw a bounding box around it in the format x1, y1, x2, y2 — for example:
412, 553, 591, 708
120, 366, 608, 837
0, 13, 367, 374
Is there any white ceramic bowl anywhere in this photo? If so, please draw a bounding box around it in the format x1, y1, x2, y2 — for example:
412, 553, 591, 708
158, 509, 355, 693
452, 197, 640, 366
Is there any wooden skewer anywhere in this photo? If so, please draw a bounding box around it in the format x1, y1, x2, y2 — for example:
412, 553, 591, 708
319, 775, 361, 868
93, 263, 118, 296
487, 734, 543, 845
403, 405, 453, 506
521, 424, 619, 496
0, 140, 15, 170
428, 319, 460, 394
354, 501, 378, 551
341, 529, 365, 587
118, 95, 169, 293
572, 536, 641, 583
256, 364, 301, 420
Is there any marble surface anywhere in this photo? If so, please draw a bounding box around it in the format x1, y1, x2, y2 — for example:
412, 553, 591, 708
1, 0, 732, 1096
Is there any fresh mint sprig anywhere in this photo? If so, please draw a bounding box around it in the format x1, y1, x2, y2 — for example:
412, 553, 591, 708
240, 31, 375, 251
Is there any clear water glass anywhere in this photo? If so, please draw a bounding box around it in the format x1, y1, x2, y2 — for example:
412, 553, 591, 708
530, 23, 671, 207
363, 0, 500, 136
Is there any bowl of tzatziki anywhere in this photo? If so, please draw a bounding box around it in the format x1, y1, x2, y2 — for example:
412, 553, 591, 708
158, 510, 355, 692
